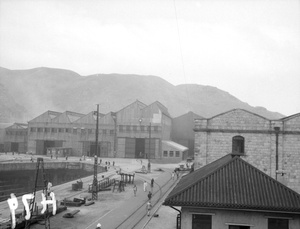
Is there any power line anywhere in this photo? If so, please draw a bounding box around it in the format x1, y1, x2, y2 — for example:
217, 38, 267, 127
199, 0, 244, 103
173, 0, 192, 112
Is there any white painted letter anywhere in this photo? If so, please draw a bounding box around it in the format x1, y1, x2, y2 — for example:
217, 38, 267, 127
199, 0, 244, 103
7, 193, 18, 229
22, 193, 34, 220
41, 192, 57, 215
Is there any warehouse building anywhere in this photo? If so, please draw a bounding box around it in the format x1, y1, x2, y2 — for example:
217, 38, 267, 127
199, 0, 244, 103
171, 111, 202, 159
3, 123, 28, 153
24, 100, 187, 162
193, 109, 300, 193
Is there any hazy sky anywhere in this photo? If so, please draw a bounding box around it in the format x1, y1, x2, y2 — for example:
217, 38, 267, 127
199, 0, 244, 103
0, 0, 299, 116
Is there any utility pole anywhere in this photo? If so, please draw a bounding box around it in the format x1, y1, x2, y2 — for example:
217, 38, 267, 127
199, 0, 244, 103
148, 122, 151, 173
274, 127, 280, 181
92, 104, 99, 200
112, 112, 117, 157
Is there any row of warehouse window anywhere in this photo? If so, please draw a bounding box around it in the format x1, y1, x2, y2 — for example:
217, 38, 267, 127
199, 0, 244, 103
29, 127, 115, 135
5, 131, 27, 136
163, 150, 180, 157
118, 125, 159, 132
27, 125, 160, 134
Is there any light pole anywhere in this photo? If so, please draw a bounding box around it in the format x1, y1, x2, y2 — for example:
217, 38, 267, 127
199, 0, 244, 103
148, 122, 151, 173
274, 127, 280, 181
139, 118, 151, 172
112, 112, 117, 157
92, 104, 99, 200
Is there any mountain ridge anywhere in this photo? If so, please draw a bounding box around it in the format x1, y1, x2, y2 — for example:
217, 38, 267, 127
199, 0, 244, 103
0, 66, 284, 123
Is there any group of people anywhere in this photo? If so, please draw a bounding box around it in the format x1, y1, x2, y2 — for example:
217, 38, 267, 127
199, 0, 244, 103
140, 179, 155, 216
143, 178, 154, 192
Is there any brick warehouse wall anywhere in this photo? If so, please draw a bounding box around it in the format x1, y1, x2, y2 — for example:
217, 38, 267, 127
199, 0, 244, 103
194, 109, 300, 193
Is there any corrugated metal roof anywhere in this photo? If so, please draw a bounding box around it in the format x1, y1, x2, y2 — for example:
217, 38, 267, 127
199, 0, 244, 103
6, 123, 28, 130
162, 140, 188, 151
164, 154, 300, 213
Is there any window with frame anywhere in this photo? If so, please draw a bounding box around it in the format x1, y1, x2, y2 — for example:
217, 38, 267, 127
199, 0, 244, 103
232, 136, 244, 154
268, 218, 289, 229
229, 226, 250, 229
176, 151, 180, 157
110, 130, 114, 135
51, 128, 57, 133
169, 151, 174, 157
44, 128, 50, 133
132, 125, 137, 131
119, 125, 124, 132
163, 151, 168, 157
126, 125, 131, 132
153, 126, 158, 132
140, 125, 145, 131
102, 129, 107, 135
37, 128, 43, 132
192, 214, 212, 229
59, 128, 64, 133
73, 128, 77, 134
30, 127, 36, 132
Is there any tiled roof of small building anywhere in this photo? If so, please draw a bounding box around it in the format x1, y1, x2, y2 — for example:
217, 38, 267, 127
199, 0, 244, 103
164, 154, 300, 213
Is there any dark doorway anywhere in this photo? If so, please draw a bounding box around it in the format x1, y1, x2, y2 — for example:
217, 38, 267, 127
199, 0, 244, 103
90, 143, 101, 157
36, 140, 63, 155
44, 141, 62, 155
135, 138, 145, 158
11, 142, 19, 152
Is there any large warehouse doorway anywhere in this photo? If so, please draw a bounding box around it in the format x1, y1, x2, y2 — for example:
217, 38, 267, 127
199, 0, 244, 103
135, 138, 145, 158
11, 142, 19, 152
36, 140, 63, 155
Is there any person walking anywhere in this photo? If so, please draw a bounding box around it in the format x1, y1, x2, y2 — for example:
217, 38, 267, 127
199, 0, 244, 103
133, 184, 137, 196
96, 223, 101, 229
172, 172, 175, 180
147, 191, 152, 201
143, 181, 147, 192
151, 178, 154, 189
146, 201, 152, 216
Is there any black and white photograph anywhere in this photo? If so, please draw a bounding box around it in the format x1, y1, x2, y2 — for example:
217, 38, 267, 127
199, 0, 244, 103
0, 0, 299, 228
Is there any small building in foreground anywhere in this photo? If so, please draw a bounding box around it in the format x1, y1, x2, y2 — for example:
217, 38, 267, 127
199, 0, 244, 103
163, 154, 300, 229
161, 140, 188, 163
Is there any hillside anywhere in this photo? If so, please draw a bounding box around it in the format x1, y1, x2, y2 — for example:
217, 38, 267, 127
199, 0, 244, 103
0, 67, 284, 123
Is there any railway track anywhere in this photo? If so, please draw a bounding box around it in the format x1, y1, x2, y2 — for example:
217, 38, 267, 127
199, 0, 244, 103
114, 169, 179, 229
